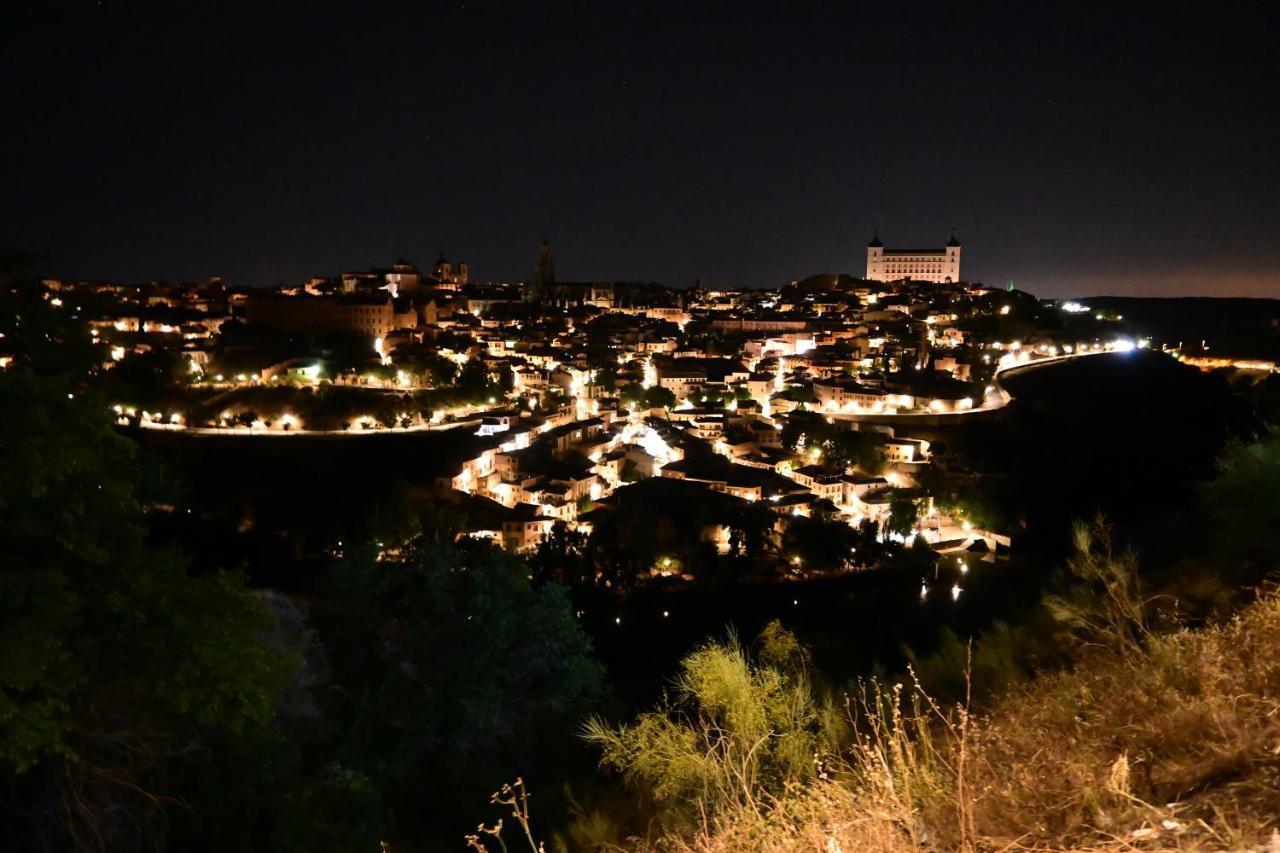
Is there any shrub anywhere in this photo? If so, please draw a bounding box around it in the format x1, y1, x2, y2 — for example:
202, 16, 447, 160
583, 622, 840, 833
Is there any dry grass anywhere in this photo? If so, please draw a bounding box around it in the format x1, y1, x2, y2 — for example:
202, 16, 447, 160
635, 588, 1280, 853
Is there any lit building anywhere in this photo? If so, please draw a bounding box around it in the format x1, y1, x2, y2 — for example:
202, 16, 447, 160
338, 257, 469, 295
431, 253, 469, 289
244, 293, 399, 339
812, 378, 888, 411
866, 231, 961, 283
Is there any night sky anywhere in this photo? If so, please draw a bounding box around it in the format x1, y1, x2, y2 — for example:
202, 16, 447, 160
4, 3, 1277, 297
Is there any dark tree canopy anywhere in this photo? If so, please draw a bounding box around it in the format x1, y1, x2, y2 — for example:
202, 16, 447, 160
0, 370, 289, 850
310, 540, 604, 844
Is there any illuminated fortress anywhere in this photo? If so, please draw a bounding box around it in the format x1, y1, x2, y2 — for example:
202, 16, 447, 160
866, 231, 961, 283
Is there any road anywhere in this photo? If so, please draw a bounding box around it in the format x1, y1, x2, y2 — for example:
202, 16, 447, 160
825, 345, 1139, 426
128, 416, 482, 436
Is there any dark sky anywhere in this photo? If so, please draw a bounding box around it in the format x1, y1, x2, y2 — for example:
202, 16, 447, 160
4, 3, 1278, 297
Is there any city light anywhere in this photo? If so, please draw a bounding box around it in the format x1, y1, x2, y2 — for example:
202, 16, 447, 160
642, 357, 657, 389
23, 206, 1155, 630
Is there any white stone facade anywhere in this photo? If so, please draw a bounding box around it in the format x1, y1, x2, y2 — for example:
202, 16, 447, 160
866, 234, 961, 283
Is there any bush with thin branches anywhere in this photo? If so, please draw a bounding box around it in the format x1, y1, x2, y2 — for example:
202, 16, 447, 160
583, 623, 840, 836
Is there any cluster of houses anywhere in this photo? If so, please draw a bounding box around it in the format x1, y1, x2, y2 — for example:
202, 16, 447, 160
422, 387, 998, 562
41, 238, 1048, 566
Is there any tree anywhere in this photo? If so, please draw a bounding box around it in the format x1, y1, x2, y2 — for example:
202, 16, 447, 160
643, 385, 676, 410
457, 357, 492, 399
885, 490, 921, 538
362, 363, 397, 384
780, 410, 834, 453
620, 383, 675, 410
0, 278, 99, 377
726, 501, 777, 560
1200, 428, 1280, 580
690, 387, 734, 408
618, 382, 645, 408
311, 541, 604, 845
529, 520, 592, 590
828, 430, 886, 474
781, 414, 884, 474
782, 514, 859, 571
372, 397, 399, 428
913, 465, 1010, 532
421, 352, 459, 387
0, 371, 289, 850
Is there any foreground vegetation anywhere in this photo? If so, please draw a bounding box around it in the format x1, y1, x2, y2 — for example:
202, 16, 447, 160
476, 526, 1280, 851
635, 577, 1280, 850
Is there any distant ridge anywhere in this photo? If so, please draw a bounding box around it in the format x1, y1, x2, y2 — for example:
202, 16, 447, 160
1074, 296, 1280, 360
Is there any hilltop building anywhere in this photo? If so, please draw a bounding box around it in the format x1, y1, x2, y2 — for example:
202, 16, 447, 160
866, 231, 961, 283
341, 260, 420, 295
431, 253, 469, 290
339, 256, 469, 296
244, 293, 405, 339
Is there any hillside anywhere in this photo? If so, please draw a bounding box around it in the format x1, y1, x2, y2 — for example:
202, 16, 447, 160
529, 577, 1279, 853
636, 589, 1279, 851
